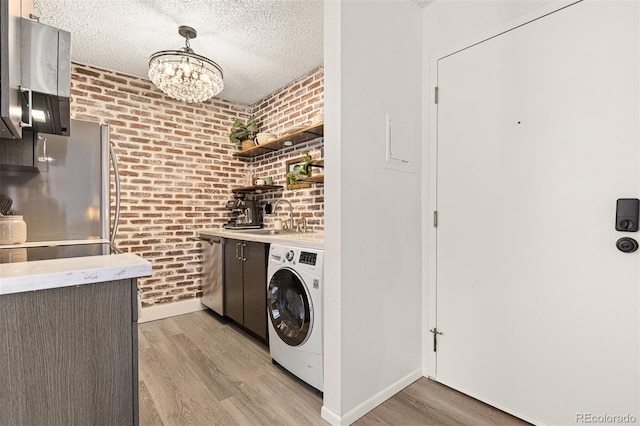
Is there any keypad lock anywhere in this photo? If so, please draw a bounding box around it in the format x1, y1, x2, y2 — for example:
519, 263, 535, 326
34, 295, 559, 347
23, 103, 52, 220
615, 198, 639, 232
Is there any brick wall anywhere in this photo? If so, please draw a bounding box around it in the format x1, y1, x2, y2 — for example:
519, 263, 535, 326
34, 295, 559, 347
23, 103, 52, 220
70, 63, 324, 307
249, 67, 324, 230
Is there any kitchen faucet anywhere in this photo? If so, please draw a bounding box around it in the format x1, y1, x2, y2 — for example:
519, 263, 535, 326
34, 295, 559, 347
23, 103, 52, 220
272, 199, 294, 230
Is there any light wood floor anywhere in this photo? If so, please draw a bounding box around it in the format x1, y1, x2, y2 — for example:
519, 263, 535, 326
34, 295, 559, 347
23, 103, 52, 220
139, 310, 530, 426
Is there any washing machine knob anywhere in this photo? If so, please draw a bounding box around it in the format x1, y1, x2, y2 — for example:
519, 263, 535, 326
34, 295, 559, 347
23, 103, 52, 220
285, 250, 295, 262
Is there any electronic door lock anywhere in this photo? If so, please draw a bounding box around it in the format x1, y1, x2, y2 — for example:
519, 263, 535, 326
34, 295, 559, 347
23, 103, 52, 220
615, 198, 639, 232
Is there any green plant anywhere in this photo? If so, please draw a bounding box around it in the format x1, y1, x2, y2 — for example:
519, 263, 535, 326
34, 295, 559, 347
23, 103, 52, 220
287, 152, 313, 186
229, 116, 259, 144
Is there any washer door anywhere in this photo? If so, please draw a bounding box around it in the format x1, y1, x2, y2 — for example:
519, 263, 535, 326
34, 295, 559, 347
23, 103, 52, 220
268, 268, 312, 347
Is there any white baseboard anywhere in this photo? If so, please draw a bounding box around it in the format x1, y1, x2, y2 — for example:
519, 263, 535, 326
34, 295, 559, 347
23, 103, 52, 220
138, 298, 207, 323
321, 406, 342, 425
320, 368, 423, 425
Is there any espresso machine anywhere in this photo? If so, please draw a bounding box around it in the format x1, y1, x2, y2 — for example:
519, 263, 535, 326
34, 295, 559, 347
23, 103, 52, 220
223, 197, 262, 229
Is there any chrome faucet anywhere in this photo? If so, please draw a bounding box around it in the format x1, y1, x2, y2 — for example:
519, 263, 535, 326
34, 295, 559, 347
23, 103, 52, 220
297, 217, 307, 233
272, 199, 294, 230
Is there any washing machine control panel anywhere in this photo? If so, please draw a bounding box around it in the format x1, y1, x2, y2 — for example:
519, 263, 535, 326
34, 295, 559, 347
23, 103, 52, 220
285, 250, 295, 262
299, 251, 317, 266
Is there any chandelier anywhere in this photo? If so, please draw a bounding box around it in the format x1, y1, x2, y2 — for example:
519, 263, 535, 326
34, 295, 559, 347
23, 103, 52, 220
148, 26, 224, 103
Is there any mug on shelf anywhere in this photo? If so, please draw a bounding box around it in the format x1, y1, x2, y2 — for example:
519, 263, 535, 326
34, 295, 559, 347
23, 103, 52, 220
255, 133, 276, 145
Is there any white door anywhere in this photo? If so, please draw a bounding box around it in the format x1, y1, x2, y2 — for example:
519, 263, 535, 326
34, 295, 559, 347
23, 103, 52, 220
435, 2, 639, 424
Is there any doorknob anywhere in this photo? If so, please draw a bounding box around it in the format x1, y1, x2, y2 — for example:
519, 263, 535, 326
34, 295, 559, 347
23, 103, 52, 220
616, 237, 638, 253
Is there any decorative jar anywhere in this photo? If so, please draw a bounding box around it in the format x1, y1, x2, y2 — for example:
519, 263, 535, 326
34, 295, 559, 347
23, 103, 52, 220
0, 215, 27, 244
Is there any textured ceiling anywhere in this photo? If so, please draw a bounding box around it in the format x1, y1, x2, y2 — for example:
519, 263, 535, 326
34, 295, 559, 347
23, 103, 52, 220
33, 0, 324, 105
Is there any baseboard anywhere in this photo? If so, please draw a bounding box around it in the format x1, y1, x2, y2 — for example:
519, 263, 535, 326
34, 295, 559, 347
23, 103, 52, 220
138, 298, 207, 323
320, 406, 341, 425
321, 368, 423, 425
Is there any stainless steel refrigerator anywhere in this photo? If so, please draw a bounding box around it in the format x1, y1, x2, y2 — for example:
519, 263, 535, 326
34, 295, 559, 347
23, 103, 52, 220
0, 119, 118, 244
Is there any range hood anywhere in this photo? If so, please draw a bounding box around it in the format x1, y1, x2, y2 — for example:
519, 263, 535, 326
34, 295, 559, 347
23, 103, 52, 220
21, 18, 71, 136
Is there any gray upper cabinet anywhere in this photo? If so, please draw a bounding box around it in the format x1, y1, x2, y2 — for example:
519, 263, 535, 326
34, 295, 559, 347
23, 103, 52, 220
0, 0, 24, 139
1, 0, 71, 139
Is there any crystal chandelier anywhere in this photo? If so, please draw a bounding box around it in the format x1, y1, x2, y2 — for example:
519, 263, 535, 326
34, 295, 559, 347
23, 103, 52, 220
148, 26, 224, 103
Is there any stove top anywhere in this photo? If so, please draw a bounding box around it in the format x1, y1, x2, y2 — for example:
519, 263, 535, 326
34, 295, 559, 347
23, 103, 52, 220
0, 242, 120, 264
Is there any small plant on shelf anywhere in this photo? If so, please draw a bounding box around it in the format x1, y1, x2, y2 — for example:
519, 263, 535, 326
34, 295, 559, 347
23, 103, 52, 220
229, 116, 259, 149
286, 152, 313, 187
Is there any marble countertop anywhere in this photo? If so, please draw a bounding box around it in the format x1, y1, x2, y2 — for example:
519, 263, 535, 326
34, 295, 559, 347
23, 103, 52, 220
199, 227, 324, 250
0, 242, 152, 296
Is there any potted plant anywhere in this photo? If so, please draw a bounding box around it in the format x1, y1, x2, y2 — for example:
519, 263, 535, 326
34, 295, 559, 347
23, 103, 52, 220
286, 152, 314, 187
229, 116, 259, 150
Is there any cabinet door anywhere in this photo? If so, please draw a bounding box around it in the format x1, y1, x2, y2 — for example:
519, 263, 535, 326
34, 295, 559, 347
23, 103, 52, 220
0, 279, 135, 425
0, 128, 38, 171
243, 241, 268, 340
0, 0, 23, 139
224, 239, 244, 324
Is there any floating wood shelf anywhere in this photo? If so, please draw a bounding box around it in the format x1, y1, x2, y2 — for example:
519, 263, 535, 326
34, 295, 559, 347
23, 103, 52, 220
297, 158, 324, 184
297, 174, 324, 184
234, 123, 324, 159
231, 184, 283, 194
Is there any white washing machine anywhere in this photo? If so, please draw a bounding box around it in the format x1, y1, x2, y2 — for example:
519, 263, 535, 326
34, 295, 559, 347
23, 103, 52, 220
267, 244, 324, 392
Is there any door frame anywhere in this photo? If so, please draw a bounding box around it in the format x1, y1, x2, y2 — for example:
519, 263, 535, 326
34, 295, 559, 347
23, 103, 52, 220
423, 0, 583, 385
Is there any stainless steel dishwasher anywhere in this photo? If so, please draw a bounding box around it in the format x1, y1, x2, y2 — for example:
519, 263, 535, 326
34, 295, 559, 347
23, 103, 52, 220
200, 235, 224, 315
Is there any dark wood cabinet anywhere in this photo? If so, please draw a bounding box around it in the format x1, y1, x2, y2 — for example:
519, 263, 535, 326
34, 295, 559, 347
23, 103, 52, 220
0, 279, 139, 425
224, 239, 244, 323
0, 128, 39, 171
224, 238, 268, 340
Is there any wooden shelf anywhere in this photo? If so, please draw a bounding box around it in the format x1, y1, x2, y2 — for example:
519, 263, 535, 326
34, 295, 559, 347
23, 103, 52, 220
234, 123, 324, 159
292, 158, 325, 185
308, 158, 324, 168
297, 174, 324, 184
231, 184, 283, 194
297, 158, 324, 184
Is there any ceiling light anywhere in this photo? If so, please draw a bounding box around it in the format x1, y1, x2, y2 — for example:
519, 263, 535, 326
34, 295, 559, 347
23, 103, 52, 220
148, 26, 224, 103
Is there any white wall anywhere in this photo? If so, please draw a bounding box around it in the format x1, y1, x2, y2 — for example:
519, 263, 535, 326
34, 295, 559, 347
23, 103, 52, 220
323, 1, 424, 425
420, 0, 561, 374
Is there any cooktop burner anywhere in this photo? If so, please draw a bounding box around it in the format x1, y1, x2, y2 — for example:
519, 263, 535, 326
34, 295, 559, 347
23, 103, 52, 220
0, 242, 120, 264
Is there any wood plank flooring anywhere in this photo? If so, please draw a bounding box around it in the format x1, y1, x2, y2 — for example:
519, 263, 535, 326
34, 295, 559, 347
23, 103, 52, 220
139, 311, 530, 426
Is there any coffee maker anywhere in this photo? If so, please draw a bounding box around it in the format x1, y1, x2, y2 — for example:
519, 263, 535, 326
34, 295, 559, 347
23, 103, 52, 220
223, 197, 261, 229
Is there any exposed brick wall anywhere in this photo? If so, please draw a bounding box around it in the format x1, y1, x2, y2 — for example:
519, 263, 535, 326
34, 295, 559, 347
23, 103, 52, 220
248, 66, 324, 231
70, 63, 323, 308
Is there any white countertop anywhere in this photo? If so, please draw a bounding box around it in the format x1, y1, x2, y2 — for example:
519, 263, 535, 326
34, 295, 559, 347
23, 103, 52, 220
199, 227, 324, 250
0, 247, 152, 296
